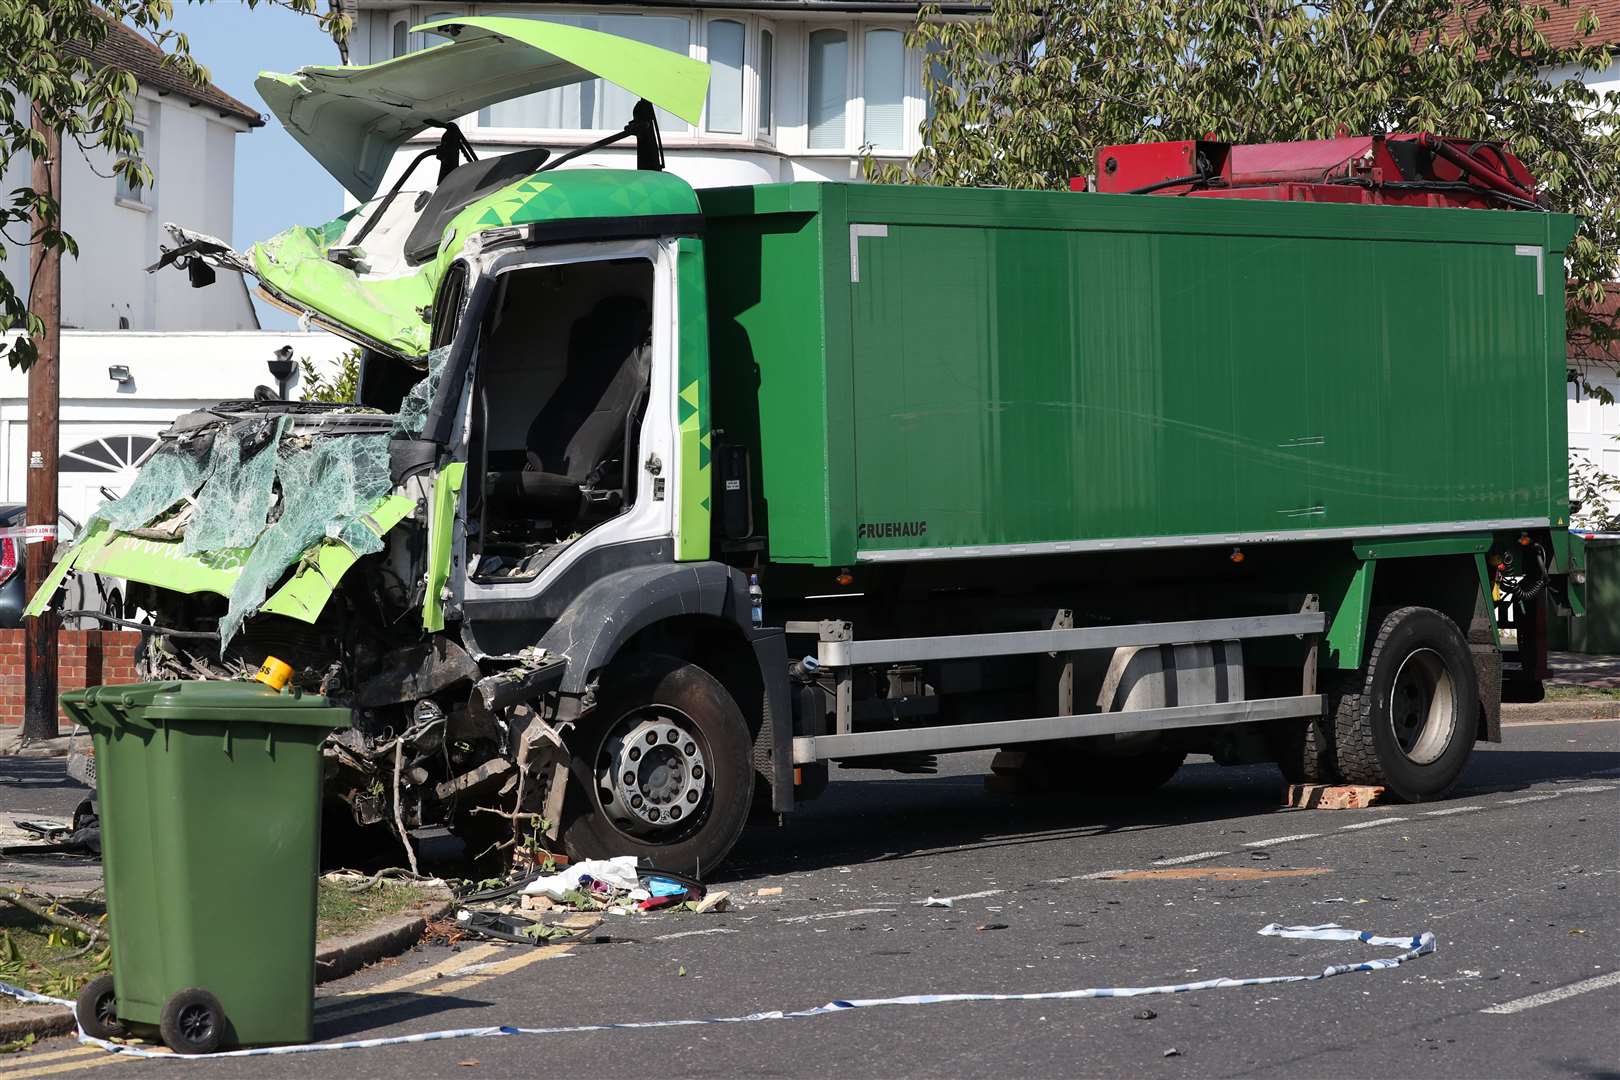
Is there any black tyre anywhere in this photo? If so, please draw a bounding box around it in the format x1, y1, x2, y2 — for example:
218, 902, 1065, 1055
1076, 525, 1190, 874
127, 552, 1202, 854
1272, 682, 1346, 785
159, 987, 226, 1055
75, 974, 124, 1041
561, 653, 754, 877
1334, 606, 1478, 801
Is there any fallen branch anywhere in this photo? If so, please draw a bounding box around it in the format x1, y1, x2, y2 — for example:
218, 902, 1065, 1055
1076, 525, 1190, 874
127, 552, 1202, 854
0, 887, 103, 943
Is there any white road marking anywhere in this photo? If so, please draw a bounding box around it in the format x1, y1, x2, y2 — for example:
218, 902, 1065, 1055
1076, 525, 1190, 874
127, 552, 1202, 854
1339, 817, 1408, 831
655, 928, 739, 941
1480, 970, 1620, 1015
778, 907, 894, 924
1553, 785, 1616, 794
1152, 851, 1228, 866
1424, 805, 1483, 816
1243, 833, 1321, 848
911, 888, 1003, 904
1499, 793, 1561, 805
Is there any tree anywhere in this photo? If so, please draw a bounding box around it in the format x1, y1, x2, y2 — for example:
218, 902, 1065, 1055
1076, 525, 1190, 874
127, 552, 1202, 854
873, 0, 1620, 374
0, 0, 353, 370
299, 346, 362, 403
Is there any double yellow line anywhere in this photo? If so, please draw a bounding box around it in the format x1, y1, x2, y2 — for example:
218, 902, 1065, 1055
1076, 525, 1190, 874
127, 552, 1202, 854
0, 914, 599, 1077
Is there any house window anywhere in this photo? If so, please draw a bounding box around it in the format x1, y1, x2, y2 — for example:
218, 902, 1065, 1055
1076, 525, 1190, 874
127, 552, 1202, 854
477, 13, 690, 133
706, 19, 744, 134
807, 28, 849, 150
862, 29, 905, 151
757, 27, 775, 138
115, 125, 147, 206
392, 18, 407, 58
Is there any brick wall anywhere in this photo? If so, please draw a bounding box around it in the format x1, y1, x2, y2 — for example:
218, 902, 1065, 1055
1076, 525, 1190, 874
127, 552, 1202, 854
0, 630, 141, 726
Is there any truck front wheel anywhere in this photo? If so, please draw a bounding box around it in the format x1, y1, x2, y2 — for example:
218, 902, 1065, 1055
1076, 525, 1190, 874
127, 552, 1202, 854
562, 653, 754, 877
1333, 606, 1478, 801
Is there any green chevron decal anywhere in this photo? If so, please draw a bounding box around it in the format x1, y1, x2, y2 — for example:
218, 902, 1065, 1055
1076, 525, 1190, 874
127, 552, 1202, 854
676, 238, 710, 561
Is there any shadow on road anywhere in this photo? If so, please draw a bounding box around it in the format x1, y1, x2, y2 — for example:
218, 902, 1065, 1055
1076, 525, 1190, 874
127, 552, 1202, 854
726, 738, 1620, 882
0, 756, 85, 792
313, 991, 496, 1041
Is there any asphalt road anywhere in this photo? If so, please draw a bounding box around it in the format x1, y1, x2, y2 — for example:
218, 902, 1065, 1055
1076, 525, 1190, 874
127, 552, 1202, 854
3, 718, 1617, 1079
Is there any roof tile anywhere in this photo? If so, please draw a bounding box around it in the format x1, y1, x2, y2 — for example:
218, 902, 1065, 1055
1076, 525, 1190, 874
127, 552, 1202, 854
62, 21, 263, 127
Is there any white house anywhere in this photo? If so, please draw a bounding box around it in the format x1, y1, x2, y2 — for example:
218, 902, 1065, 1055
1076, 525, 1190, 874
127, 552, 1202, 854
350, 0, 963, 190
0, 21, 262, 332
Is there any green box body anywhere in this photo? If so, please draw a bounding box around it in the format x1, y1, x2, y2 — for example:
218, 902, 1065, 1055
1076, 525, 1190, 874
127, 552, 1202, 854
698, 183, 1575, 567
61, 681, 349, 1048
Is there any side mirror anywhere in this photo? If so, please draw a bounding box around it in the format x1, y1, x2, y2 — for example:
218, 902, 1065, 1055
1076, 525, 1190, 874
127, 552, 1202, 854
186, 257, 216, 289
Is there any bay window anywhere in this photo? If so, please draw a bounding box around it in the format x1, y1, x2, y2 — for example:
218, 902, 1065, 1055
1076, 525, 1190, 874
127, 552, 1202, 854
757, 27, 775, 138
862, 28, 905, 152
807, 28, 849, 150
477, 12, 689, 132
706, 19, 745, 134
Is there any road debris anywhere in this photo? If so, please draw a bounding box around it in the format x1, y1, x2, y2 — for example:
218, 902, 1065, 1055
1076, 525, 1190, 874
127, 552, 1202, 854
452, 855, 716, 943
1135, 1009, 1157, 1020
921, 896, 954, 908
1284, 783, 1387, 809
756, 887, 783, 897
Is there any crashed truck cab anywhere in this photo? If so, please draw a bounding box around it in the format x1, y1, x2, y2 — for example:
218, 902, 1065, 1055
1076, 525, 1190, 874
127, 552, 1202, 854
30, 19, 774, 875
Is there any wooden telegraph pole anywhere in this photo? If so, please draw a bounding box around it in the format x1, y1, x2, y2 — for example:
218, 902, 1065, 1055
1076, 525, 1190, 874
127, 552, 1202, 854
23, 104, 61, 742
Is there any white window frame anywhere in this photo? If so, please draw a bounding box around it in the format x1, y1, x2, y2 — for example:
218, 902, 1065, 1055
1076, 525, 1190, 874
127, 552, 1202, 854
804, 24, 855, 154
800, 20, 918, 158
390, 13, 411, 59
755, 20, 777, 143
412, 5, 465, 53
702, 16, 749, 137
114, 121, 150, 210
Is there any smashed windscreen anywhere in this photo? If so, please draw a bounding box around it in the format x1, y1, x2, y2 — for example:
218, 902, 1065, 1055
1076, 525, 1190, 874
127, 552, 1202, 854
78, 351, 449, 647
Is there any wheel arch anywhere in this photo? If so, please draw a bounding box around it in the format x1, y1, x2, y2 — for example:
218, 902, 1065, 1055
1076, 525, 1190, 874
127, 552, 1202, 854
535, 563, 791, 810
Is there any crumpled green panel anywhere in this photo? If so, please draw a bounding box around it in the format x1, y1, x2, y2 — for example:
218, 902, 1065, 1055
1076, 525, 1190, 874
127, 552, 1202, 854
251, 224, 437, 358
182, 417, 290, 555
218, 432, 394, 647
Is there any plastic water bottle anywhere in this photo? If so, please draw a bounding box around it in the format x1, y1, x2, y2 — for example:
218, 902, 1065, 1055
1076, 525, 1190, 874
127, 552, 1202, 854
748, 573, 763, 627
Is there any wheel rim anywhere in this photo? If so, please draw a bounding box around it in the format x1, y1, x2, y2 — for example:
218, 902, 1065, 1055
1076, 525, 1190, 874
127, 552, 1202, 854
593, 705, 712, 841
1387, 647, 1456, 765
94, 990, 117, 1029
177, 1003, 215, 1044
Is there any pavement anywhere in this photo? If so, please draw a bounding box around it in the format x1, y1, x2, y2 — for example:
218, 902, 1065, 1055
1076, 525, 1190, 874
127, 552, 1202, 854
1546, 651, 1620, 689
0, 717, 1613, 1078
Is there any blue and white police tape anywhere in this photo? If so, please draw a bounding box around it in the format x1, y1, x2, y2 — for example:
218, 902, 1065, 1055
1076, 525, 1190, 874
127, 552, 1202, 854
1, 922, 1435, 1060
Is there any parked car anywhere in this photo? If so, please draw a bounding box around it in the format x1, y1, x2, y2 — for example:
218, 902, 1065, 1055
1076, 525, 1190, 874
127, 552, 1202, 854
0, 505, 118, 628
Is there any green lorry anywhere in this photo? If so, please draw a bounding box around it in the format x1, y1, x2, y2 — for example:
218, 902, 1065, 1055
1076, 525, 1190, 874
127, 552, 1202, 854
31, 19, 1583, 874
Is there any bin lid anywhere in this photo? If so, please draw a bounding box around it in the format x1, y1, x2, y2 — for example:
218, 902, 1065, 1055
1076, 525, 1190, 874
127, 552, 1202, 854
77, 681, 351, 730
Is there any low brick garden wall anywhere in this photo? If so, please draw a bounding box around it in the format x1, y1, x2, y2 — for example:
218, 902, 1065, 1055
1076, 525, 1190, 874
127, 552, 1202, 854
0, 630, 141, 725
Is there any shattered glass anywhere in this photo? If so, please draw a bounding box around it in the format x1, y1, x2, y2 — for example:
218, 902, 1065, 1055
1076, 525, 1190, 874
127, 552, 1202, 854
218, 431, 394, 646
181, 417, 290, 555
89, 432, 216, 532
393, 345, 451, 438
80, 352, 451, 648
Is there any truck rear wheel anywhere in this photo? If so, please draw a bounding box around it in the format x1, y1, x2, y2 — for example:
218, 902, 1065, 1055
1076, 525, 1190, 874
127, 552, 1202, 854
1272, 684, 1344, 785
561, 653, 753, 877
1333, 607, 1478, 801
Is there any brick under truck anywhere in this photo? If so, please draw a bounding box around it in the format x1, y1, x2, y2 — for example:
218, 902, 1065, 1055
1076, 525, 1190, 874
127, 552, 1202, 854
30, 19, 1584, 875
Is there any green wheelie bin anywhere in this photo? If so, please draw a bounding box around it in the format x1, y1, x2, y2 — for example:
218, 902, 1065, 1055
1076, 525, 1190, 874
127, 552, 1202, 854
62, 679, 349, 1054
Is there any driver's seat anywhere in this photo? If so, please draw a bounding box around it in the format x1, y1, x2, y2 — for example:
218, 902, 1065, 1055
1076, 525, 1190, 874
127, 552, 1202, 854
493, 295, 652, 515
